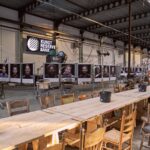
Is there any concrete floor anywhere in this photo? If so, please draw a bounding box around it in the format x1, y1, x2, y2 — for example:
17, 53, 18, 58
0, 86, 149, 150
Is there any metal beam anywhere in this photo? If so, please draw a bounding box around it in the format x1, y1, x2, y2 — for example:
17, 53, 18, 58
102, 24, 150, 37
66, 0, 87, 10
128, 0, 131, 78
61, 0, 138, 23
19, 0, 48, 12
114, 37, 148, 48
86, 11, 149, 31
116, 32, 150, 39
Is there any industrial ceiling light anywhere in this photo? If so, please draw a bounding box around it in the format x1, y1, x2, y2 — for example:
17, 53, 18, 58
147, 0, 150, 3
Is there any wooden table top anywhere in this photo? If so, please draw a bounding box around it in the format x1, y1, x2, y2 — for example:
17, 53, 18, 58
1, 86, 150, 150
49, 87, 150, 121
0, 110, 79, 150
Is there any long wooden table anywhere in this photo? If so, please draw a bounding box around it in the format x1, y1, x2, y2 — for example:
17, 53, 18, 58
0, 87, 150, 150
49, 87, 150, 121
0, 110, 79, 150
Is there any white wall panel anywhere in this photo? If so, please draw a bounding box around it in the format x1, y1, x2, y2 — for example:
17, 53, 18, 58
0, 28, 16, 63
25, 14, 53, 29
100, 44, 114, 65
0, 6, 18, 21
23, 53, 46, 74
134, 52, 141, 67
83, 43, 98, 64
0, 6, 147, 69
115, 49, 124, 66
59, 24, 79, 36
57, 38, 79, 63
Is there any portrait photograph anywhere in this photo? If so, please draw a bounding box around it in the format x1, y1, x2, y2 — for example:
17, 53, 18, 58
22, 63, 34, 79
61, 64, 75, 78
110, 66, 116, 77
103, 66, 109, 78
44, 63, 59, 78
10, 64, 20, 78
95, 65, 102, 78
78, 64, 91, 78
0, 64, 9, 78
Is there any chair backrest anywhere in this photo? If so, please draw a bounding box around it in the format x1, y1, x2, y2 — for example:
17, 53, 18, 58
86, 116, 102, 133
83, 128, 105, 150
78, 94, 88, 101
114, 84, 120, 93
6, 99, 30, 116
120, 109, 136, 144
147, 103, 150, 123
61, 93, 75, 105
38, 82, 49, 90
39, 95, 54, 109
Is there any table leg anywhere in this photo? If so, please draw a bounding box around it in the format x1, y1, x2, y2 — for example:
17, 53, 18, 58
80, 126, 85, 150
148, 136, 150, 146
51, 132, 59, 145
17, 143, 28, 150
32, 139, 39, 150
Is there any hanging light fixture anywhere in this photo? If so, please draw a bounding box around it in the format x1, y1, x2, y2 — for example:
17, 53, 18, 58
147, 0, 150, 3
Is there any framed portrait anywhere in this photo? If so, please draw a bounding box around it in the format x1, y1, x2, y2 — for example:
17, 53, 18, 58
22, 63, 34, 84
102, 65, 109, 81
78, 64, 91, 83
94, 65, 102, 82
44, 63, 59, 82
10, 64, 21, 83
61, 64, 75, 82
0, 64, 9, 82
110, 66, 116, 80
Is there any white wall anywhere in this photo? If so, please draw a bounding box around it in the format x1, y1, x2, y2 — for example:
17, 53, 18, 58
57, 38, 79, 63
0, 5, 147, 72
25, 14, 53, 29
0, 26, 17, 63
23, 53, 45, 74
0, 6, 18, 21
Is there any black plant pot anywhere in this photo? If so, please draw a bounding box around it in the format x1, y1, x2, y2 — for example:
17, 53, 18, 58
138, 84, 147, 92
100, 91, 111, 103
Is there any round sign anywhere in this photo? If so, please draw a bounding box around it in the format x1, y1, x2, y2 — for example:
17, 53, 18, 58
27, 37, 39, 51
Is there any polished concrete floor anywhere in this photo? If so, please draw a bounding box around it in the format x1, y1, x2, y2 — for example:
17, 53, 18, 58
0, 85, 149, 150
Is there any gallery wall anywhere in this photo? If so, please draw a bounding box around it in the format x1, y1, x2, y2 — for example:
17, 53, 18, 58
0, 6, 144, 74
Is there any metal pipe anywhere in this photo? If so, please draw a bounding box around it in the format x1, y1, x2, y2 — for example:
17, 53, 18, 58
128, 0, 132, 78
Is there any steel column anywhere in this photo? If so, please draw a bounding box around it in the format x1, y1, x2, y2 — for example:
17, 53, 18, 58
128, 0, 131, 78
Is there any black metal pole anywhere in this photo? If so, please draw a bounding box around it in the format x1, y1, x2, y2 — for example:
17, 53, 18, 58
128, 0, 131, 79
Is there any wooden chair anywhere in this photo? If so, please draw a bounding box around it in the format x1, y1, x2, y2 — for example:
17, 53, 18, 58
140, 103, 150, 133
6, 99, 30, 150
114, 84, 120, 93
64, 116, 103, 148
78, 94, 88, 101
39, 95, 55, 109
6, 99, 30, 116
61, 93, 75, 105
114, 84, 125, 93
140, 103, 150, 149
82, 127, 105, 150
103, 109, 136, 150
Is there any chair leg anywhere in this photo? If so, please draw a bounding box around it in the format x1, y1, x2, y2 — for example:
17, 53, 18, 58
118, 144, 122, 150
140, 134, 145, 150
32, 139, 39, 150
129, 138, 133, 150
140, 122, 146, 134
148, 136, 150, 146
17, 143, 28, 150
